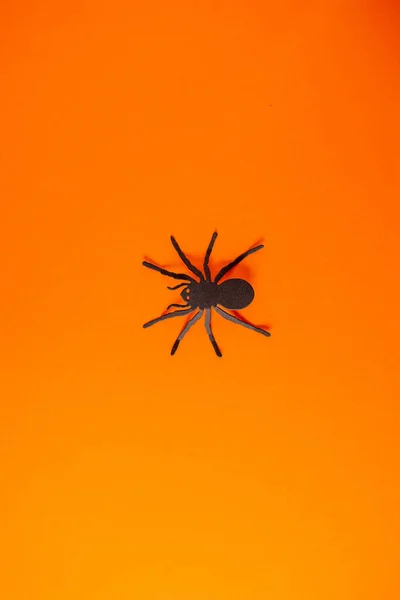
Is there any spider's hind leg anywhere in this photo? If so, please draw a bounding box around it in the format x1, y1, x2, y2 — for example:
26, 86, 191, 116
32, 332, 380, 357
214, 306, 271, 337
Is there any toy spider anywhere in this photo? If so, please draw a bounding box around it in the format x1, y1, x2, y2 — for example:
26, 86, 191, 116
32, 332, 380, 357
142, 232, 271, 357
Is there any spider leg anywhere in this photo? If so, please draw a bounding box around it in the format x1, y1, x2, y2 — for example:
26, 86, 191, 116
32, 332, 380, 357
205, 308, 222, 357
167, 283, 190, 290
143, 307, 194, 329
171, 309, 204, 355
167, 302, 190, 310
214, 244, 264, 283
170, 236, 204, 280
214, 306, 271, 337
142, 261, 195, 282
203, 232, 218, 282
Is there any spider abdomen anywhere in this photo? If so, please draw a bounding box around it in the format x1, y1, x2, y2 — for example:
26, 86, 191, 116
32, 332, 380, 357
217, 278, 255, 309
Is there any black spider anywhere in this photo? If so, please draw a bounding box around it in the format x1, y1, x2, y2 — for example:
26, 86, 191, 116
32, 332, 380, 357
142, 232, 271, 357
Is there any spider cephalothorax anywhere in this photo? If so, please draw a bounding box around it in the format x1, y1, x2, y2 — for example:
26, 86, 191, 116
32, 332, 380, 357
142, 232, 271, 357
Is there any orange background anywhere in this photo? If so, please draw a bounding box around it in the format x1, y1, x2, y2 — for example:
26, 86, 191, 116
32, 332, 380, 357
1, 1, 399, 598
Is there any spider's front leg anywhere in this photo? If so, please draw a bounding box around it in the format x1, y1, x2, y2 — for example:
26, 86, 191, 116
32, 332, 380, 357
205, 308, 222, 357
203, 232, 218, 282
142, 261, 195, 282
171, 310, 204, 355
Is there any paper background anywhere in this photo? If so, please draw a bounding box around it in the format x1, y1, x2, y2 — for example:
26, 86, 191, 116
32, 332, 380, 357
1, 1, 399, 598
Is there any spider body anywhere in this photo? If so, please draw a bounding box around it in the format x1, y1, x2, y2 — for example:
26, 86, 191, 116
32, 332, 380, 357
179, 279, 254, 310
142, 232, 271, 357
